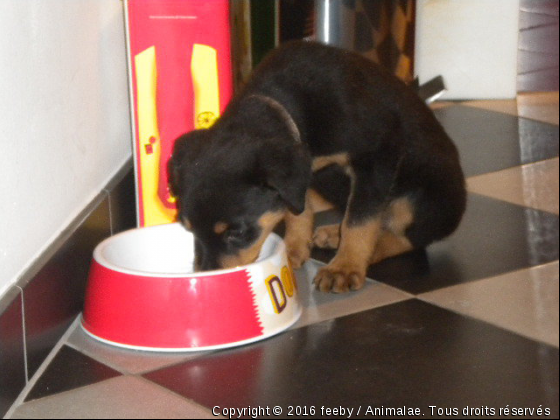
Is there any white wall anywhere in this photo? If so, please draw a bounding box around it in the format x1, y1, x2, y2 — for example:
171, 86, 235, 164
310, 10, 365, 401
415, 0, 520, 100
0, 1, 132, 299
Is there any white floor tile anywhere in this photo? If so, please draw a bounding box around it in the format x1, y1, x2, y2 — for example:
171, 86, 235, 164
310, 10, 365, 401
65, 325, 206, 375
419, 261, 559, 347
462, 92, 559, 125
467, 158, 559, 215
9, 376, 217, 419
292, 259, 413, 329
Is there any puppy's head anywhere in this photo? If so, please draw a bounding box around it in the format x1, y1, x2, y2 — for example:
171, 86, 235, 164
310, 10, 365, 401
169, 128, 311, 271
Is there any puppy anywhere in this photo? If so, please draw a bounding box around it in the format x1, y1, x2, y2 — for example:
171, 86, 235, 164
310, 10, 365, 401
169, 41, 466, 293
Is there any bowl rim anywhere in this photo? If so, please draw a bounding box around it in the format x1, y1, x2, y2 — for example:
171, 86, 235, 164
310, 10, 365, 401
93, 224, 286, 278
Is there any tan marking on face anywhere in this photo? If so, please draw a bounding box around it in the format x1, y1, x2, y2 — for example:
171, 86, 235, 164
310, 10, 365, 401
312, 153, 350, 172
385, 197, 415, 235
182, 217, 193, 231
219, 210, 285, 269
214, 221, 229, 235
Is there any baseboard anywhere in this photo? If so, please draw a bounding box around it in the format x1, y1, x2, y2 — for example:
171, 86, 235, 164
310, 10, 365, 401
0, 159, 136, 418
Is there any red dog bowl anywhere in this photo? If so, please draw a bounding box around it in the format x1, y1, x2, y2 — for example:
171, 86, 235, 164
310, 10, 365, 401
82, 223, 301, 352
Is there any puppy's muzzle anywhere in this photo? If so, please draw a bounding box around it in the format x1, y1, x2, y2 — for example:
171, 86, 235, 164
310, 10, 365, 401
194, 239, 222, 272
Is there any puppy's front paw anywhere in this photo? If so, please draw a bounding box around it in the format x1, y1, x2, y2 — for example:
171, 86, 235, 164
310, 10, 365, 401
286, 240, 311, 270
314, 265, 366, 293
313, 224, 340, 249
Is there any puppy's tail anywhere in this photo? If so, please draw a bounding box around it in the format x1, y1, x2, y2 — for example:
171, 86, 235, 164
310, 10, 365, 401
311, 165, 351, 212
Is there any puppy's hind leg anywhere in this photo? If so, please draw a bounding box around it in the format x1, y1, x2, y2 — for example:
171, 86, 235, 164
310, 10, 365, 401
370, 231, 414, 264
313, 197, 417, 292
313, 224, 341, 249
313, 177, 414, 293
371, 197, 415, 264
314, 160, 389, 293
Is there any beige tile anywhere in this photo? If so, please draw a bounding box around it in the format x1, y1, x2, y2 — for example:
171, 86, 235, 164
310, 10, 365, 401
429, 101, 456, 110
292, 259, 413, 329
467, 158, 559, 215
66, 324, 207, 375
462, 98, 519, 117
518, 92, 559, 125
9, 376, 217, 419
419, 261, 559, 347
462, 92, 559, 125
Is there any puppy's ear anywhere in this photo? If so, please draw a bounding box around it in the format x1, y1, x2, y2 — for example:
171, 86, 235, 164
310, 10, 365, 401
258, 140, 311, 215
168, 131, 206, 197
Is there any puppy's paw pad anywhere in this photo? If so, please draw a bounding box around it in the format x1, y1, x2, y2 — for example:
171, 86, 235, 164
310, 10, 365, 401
313, 266, 365, 293
312, 225, 340, 249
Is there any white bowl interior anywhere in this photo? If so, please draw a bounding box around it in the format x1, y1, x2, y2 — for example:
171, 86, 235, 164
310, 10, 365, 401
96, 223, 282, 276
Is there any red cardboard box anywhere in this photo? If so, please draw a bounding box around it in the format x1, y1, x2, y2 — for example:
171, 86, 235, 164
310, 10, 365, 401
125, 0, 233, 227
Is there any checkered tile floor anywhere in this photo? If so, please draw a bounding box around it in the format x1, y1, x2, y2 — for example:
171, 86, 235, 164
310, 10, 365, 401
6, 94, 559, 419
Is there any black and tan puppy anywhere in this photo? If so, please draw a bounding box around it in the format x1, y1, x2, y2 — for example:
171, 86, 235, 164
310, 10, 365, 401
169, 41, 466, 293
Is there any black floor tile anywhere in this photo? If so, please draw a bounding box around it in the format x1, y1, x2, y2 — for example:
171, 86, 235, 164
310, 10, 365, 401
25, 346, 121, 402
434, 105, 559, 177
144, 299, 559, 418
0, 288, 26, 417
370, 194, 559, 293
312, 194, 559, 294
24, 199, 112, 378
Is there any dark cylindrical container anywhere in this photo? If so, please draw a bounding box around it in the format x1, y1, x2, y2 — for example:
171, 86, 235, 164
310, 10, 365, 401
314, 0, 416, 82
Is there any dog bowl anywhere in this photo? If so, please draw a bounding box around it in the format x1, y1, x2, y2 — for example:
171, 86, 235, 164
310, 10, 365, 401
82, 223, 301, 352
